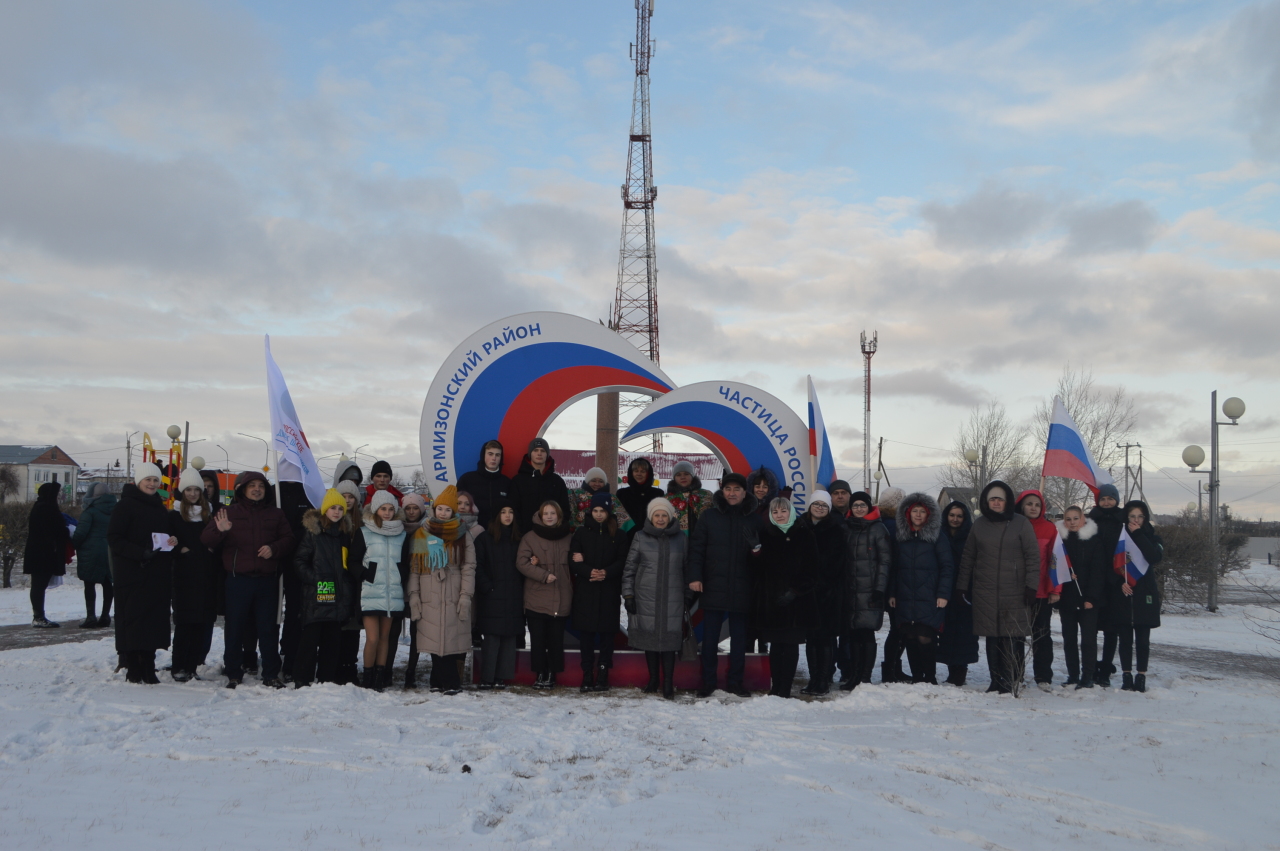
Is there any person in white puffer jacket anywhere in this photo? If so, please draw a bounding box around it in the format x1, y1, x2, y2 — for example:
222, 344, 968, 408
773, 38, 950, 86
359, 490, 407, 690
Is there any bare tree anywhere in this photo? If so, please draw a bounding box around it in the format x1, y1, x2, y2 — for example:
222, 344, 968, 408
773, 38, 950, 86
1158, 507, 1249, 610
407, 469, 434, 500
937, 401, 1037, 495
0, 465, 20, 503
1032, 365, 1137, 514
0, 501, 32, 587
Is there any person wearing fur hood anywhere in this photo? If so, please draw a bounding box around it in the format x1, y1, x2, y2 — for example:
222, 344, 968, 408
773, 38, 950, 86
1107, 500, 1164, 693
888, 492, 954, 685
955, 480, 1042, 695
1054, 506, 1106, 688
358, 490, 408, 690
665, 460, 714, 535
839, 490, 891, 690
293, 489, 366, 687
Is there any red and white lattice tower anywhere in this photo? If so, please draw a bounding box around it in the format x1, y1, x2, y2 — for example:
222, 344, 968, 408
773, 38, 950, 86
612, 0, 662, 451
861, 330, 878, 490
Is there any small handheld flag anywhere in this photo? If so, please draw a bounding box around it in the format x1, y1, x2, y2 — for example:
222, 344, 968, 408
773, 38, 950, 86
1114, 527, 1150, 588
1042, 396, 1114, 496
1050, 532, 1072, 591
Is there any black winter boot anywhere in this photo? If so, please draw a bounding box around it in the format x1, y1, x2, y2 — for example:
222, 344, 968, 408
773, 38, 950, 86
360, 667, 377, 690
661, 652, 676, 700
593, 664, 610, 692
141, 652, 160, 685
403, 654, 418, 690
1134, 673, 1146, 693
125, 652, 143, 684
946, 665, 968, 687
1121, 672, 1135, 691
580, 664, 595, 693
643, 652, 660, 694
377, 665, 392, 691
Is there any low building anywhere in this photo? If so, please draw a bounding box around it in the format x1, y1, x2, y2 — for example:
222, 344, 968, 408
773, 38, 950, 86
0, 445, 81, 504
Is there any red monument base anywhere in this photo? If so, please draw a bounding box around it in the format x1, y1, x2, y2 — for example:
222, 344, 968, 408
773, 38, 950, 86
472, 648, 773, 692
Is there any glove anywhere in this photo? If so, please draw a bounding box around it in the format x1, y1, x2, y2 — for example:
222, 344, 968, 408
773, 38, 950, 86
868, 591, 884, 610
1023, 587, 1039, 607
427, 536, 448, 570
776, 589, 797, 608
684, 589, 700, 608
457, 595, 471, 617
624, 596, 637, 615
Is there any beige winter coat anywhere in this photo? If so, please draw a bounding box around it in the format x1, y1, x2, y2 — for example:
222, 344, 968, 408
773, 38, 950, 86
516, 517, 574, 618
408, 531, 476, 657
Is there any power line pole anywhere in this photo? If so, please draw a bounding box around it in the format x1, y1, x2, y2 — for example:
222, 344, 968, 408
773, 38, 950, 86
860, 331, 877, 491
611, 0, 662, 452
1117, 442, 1141, 501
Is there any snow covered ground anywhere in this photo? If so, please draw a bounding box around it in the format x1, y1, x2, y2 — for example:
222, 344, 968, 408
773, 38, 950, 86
2, 573, 1278, 849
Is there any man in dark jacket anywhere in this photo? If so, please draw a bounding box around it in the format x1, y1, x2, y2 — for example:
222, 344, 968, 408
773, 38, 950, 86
687, 472, 761, 697
457, 439, 512, 528
201, 471, 295, 688
510, 438, 570, 535
25, 482, 69, 628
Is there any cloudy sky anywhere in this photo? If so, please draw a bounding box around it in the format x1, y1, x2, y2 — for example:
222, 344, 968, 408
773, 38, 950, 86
3, 0, 1279, 516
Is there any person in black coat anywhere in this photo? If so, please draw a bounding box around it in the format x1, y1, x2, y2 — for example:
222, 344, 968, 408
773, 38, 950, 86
938, 500, 979, 686
889, 492, 954, 685
799, 490, 845, 696
686, 473, 761, 698
169, 469, 221, 681
457, 439, 512, 528
1055, 506, 1107, 689
569, 491, 630, 692
510, 438, 571, 535
615, 457, 663, 528
24, 482, 69, 628
106, 464, 175, 684
474, 499, 524, 687
840, 490, 891, 690
292, 489, 366, 687
752, 497, 819, 698
1108, 500, 1164, 692
1088, 483, 1125, 685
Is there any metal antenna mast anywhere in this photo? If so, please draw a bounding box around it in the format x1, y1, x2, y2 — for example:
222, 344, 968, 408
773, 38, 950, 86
612, 0, 661, 451
860, 330, 878, 490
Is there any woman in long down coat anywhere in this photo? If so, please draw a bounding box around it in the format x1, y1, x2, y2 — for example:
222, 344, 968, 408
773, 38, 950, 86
569, 490, 630, 692
840, 490, 891, 690
938, 500, 979, 686
25, 482, 69, 628
889, 492, 954, 685
799, 490, 845, 696
169, 468, 220, 681
106, 463, 175, 684
622, 497, 688, 699
1107, 500, 1164, 693
474, 499, 524, 688
407, 485, 473, 694
753, 497, 820, 698
955, 480, 1041, 695
72, 483, 116, 628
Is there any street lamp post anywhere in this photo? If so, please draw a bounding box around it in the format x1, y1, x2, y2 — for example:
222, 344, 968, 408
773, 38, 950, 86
237, 433, 272, 474
1183, 391, 1245, 613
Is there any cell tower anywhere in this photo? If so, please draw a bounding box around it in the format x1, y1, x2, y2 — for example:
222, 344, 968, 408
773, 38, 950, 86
611, 0, 661, 451
861, 330, 878, 490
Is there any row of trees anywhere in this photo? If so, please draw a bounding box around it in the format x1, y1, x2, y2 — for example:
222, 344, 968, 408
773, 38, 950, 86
936, 365, 1137, 512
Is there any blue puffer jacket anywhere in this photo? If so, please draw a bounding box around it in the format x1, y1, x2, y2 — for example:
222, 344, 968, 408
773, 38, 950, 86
359, 518, 407, 615
890, 492, 954, 630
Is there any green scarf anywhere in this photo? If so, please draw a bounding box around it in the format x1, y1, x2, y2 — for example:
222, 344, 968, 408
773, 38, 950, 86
770, 501, 797, 533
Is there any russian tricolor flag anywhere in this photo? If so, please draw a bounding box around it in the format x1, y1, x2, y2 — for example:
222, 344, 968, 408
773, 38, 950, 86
1050, 532, 1072, 592
1042, 396, 1114, 496
1114, 528, 1150, 587
807, 376, 837, 486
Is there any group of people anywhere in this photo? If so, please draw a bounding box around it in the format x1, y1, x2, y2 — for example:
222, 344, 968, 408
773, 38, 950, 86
22, 434, 1164, 698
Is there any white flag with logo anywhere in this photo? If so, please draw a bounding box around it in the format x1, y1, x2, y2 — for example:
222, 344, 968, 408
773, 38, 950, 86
265, 335, 324, 508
